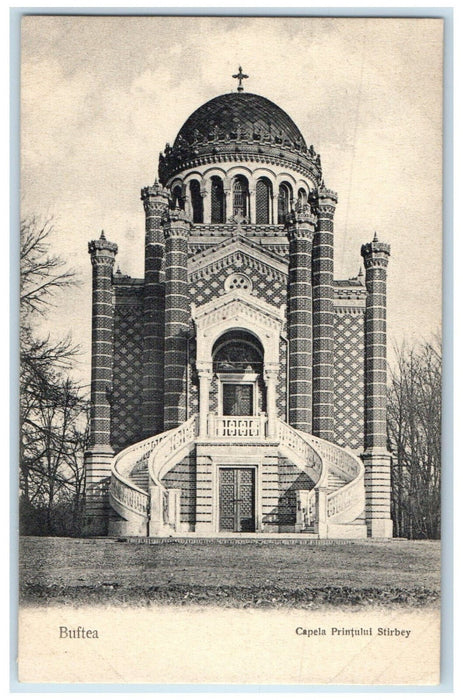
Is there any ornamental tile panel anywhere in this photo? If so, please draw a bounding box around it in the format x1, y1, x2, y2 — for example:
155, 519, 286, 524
333, 311, 364, 451
111, 300, 144, 452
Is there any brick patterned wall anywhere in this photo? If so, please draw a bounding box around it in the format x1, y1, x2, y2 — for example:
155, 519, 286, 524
333, 310, 364, 451
161, 447, 197, 526
111, 288, 144, 452
189, 257, 287, 308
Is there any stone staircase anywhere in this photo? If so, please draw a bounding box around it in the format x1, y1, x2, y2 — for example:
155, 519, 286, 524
108, 414, 366, 538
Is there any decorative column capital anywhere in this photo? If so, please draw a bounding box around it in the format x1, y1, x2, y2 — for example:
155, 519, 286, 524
264, 365, 279, 382
196, 363, 213, 379
286, 203, 316, 241
162, 207, 191, 238
88, 231, 118, 266
311, 185, 338, 215
361, 234, 391, 270
141, 180, 170, 214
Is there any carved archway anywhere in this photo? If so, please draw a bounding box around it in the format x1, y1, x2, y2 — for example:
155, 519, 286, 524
191, 290, 284, 437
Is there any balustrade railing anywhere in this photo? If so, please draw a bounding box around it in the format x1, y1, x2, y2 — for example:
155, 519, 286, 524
277, 419, 365, 527
109, 432, 167, 519
149, 415, 198, 486
296, 490, 316, 530
277, 420, 323, 477
208, 414, 267, 439
326, 476, 364, 519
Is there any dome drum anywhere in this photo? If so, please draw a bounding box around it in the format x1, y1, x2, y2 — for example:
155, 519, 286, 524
159, 92, 322, 185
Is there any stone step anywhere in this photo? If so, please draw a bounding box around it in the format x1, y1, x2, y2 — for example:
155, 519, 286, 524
130, 470, 149, 492
327, 473, 346, 492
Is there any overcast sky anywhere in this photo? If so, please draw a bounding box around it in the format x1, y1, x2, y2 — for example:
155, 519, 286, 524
21, 16, 443, 386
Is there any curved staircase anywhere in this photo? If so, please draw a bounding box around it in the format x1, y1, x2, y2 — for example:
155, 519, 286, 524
108, 414, 366, 538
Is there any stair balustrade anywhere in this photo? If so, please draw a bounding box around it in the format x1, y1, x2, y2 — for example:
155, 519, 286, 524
148, 415, 198, 535
277, 419, 365, 531
109, 432, 168, 534
207, 414, 266, 439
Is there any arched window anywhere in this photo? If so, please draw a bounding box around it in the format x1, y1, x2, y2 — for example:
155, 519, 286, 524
233, 175, 249, 219
278, 182, 292, 224
211, 176, 225, 223
298, 188, 307, 206
256, 178, 272, 224
190, 180, 203, 223
172, 185, 184, 210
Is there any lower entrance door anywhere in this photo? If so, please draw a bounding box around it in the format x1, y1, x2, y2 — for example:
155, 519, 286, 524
219, 468, 256, 532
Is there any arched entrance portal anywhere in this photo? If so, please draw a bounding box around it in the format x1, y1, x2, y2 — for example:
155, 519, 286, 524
212, 330, 265, 419
192, 290, 284, 440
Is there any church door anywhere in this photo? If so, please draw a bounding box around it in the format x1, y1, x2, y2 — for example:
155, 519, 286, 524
222, 383, 253, 416
219, 468, 255, 532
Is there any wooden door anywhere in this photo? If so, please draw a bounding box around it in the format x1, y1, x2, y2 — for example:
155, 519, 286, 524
219, 468, 255, 532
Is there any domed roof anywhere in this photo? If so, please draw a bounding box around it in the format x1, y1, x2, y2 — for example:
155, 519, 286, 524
158, 91, 322, 185
174, 92, 306, 150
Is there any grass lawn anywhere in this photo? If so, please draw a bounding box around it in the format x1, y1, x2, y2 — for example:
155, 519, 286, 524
19, 536, 440, 609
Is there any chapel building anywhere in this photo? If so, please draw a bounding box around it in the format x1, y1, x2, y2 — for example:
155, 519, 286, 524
84, 73, 392, 539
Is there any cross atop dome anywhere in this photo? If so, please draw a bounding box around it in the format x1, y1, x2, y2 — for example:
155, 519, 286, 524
232, 66, 249, 92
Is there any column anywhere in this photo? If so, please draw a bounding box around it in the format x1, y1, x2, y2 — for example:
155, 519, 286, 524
264, 367, 278, 438
201, 180, 210, 224
311, 186, 337, 441
249, 187, 256, 223
361, 234, 392, 538
84, 231, 118, 535
197, 367, 212, 437
141, 181, 169, 437
286, 203, 317, 433
272, 194, 278, 225
163, 208, 191, 430
224, 186, 232, 221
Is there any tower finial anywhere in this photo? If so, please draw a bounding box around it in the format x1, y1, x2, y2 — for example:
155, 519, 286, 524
232, 66, 249, 92
100, 230, 106, 241
373, 231, 378, 242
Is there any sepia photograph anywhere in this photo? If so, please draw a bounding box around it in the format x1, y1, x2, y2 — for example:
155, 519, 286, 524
17, 14, 444, 686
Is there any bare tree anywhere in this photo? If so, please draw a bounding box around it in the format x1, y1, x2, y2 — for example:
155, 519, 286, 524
19, 216, 88, 535
20, 216, 76, 318
387, 336, 441, 539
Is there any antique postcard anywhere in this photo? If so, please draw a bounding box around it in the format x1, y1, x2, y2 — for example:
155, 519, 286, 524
17, 15, 444, 686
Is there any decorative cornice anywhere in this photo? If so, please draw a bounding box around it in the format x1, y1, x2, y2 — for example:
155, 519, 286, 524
141, 181, 169, 218
309, 185, 338, 216
160, 147, 322, 186
162, 207, 191, 238
88, 232, 118, 265
361, 237, 391, 269
189, 223, 285, 236
286, 202, 317, 226
190, 233, 287, 266
192, 289, 286, 327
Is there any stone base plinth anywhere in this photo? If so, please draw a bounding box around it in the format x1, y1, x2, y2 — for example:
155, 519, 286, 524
83, 445, 114, 536
362, 449, 393, 538
367, 518, 393, 538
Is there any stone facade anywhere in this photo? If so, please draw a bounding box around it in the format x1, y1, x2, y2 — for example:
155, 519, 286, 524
84, 85, 391, 538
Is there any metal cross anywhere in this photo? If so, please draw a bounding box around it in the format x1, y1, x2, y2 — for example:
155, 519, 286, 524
232, 66, 249, 92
